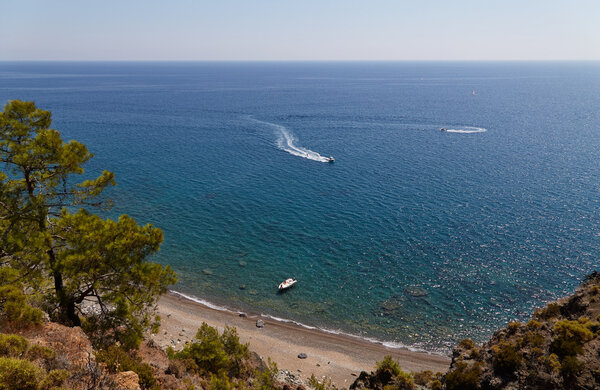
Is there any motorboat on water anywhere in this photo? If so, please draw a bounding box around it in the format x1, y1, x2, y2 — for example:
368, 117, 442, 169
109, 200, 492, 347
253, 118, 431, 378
278, 278, 297, 291
440, 128, 447, 132
327, 156, 335, 163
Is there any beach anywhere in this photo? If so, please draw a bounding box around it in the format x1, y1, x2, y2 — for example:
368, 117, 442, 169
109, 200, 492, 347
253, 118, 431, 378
154, 293, 450, 388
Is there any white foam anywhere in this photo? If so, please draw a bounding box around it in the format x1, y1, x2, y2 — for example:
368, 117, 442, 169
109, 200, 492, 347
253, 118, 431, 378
169, 290, 240, 314
444, 126, 487, 134
170, 289, 446, 355
250, 117, 333, 162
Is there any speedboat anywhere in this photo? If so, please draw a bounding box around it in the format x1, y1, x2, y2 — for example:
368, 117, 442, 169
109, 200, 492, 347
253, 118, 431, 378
327, 156, 335, 163
278, 278, 297, 291
440, 128, 447, 132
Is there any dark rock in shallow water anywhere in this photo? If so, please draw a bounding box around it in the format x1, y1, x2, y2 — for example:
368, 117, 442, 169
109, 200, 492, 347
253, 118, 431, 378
256, 320, 265, 328
239, 284, 246, 290
404, 286, 428, 297
297, 353, 307, 359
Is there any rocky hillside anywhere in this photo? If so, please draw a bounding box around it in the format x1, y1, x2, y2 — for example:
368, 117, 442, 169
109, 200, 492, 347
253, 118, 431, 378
444, 271, 600, 389
350, 272, 600, 390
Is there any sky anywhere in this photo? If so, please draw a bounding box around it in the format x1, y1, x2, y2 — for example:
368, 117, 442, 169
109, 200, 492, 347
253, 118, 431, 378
1, 0, 599, 61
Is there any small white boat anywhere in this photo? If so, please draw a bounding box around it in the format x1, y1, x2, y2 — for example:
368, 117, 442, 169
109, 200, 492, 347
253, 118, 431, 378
278, 278, 297, 290
327, 156, 335, 163
440, 128, 447, 132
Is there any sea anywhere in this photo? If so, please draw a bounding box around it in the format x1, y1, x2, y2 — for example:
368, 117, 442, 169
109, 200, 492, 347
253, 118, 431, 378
1, 61, 599, 354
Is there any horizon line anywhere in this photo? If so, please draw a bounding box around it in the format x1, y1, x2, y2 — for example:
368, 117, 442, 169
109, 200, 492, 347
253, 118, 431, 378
2, 59, 600, 63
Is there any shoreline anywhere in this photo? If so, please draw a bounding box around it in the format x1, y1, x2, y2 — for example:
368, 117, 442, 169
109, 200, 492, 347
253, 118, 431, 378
155, 292, 451, 388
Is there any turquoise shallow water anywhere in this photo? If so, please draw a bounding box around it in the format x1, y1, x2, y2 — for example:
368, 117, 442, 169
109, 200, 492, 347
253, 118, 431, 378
1, 62, 599, 353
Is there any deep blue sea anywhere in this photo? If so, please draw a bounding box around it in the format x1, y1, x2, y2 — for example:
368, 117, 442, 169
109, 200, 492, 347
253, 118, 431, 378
1, 62, 599, 353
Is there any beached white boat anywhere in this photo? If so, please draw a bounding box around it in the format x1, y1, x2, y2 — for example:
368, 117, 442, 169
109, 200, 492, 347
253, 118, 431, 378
278, 278, 297, 290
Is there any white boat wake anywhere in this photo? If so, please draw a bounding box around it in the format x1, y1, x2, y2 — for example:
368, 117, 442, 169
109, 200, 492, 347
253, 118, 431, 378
443, 126, 487, 134
250, 118, 332, 163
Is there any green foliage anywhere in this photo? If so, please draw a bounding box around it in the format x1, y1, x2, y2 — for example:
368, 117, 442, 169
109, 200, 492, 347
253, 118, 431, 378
375, 356, 413, 390
375, 355, 402, 377
537, 303, 561, 320
253, 358, 278, 390
25, 345, 55, 367
0, 100, 176, 345
96, 345, 157, 389
412, 370, 432, 386
308, 374, 336, 390
492, 341, 522, 375
172, 322, 250, 377
551, 318, 597, 358
527, 320, 542, 330
520, 331, 545, 348
560, 355, 583, 377
390, 370, 414, 390
0, 356, 44, 390
209, 372, 233, 390
39, 369, 69, 390
430, 379, 442, 390
507, 321, 522, 333
546, 353, 561, 373
444, 361, 481, 390
458, 339, 475, 350
0, 269, 43, 328
0, 334, 29, 358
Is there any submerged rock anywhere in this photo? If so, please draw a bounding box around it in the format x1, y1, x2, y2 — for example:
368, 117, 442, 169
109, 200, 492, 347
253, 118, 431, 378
202, 269, 213, 275
404, 286, 428, 297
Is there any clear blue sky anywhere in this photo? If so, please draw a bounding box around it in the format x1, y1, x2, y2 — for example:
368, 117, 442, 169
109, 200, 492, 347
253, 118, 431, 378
1, 0, 598, 61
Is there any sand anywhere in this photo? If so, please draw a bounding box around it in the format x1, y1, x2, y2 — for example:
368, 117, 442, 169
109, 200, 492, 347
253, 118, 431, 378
154, 293, 450, 388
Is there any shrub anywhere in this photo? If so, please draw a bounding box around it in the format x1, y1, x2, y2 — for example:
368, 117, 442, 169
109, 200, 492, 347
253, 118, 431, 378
25, 345, 56, 366
538, 303, 561, 320
0, 356, 44, 390
172, 323, 250, 378
444, 361, 481, 390
430, 379, 442, 390
0, 269, 44, 329
0, 334, 29, 358
392, 370, 414, 390
96, 345, 157, 389
560, 355, 583, 377
254, 358, 277, 390
527, 320, 542, 330
492, 341, 522, 375
551, 318, 597, 358
209, 372, 232, 390
546, 353, 561, 374
39, 369, 69, 390
458, 339, 475, 350
376, 355, 402, 377
508, 322, 522, 333
521, 331, 545, 348
413, 370, 432, 385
